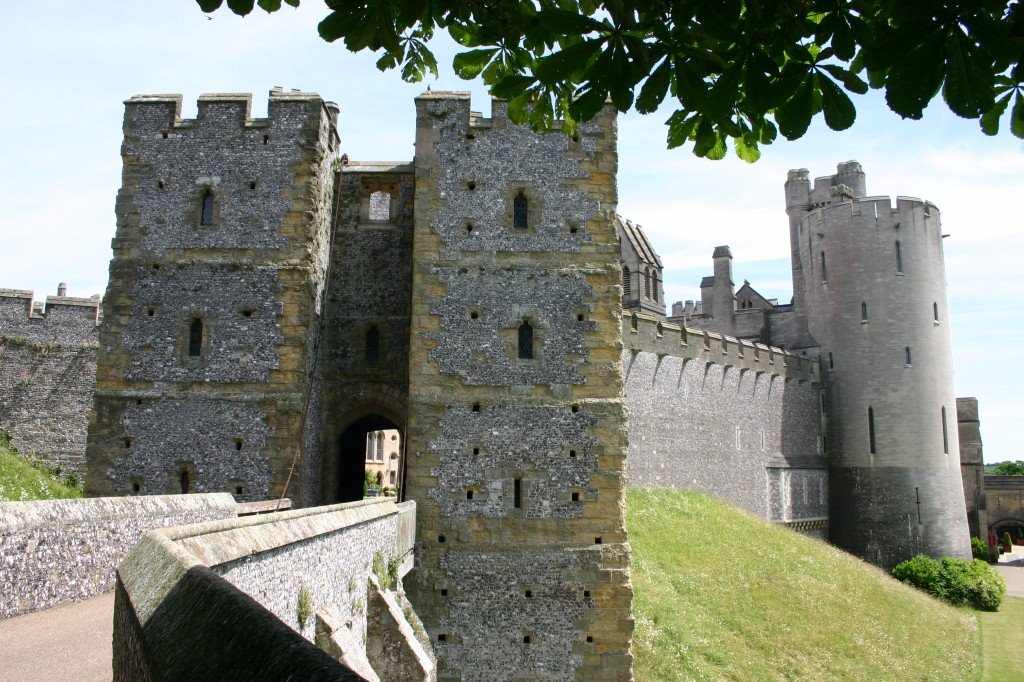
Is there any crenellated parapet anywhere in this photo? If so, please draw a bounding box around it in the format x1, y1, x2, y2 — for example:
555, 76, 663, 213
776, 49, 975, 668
623, 310, 819, 384
0, 287, 100, 346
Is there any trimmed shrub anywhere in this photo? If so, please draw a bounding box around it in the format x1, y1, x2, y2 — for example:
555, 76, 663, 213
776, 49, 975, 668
1003, 532, 1014, 548
893, 554, 1006, 611
971, 536, 989, 561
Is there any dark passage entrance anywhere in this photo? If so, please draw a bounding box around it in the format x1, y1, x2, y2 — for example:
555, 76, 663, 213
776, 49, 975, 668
337, 414, 401, 503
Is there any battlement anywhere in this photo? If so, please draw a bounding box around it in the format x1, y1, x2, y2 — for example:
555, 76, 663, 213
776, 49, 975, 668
0, 285, 100, 345
623, 310, 818, 383
799, 194, 940, 231
786, 161, 867, 210
123, 89, 339, 145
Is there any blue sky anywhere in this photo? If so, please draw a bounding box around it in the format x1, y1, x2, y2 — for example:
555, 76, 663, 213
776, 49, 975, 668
2, 1, 1021, 461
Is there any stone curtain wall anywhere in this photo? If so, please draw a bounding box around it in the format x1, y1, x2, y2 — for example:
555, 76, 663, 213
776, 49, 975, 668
0, 492, 235, 618
113, 498, 422, 681
86, 91, 338, 505
623, 313, 827, 533
0, 289, 100, 479
404, 93, 633, 681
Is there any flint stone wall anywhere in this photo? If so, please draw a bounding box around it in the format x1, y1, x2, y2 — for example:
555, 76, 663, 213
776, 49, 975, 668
0, 492, 236, 618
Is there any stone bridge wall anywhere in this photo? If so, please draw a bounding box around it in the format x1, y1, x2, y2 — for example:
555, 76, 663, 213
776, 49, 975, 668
0, 492, 236, 618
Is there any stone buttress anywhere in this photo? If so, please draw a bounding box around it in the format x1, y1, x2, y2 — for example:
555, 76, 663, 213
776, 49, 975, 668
85, 91, 338, 505
402, 93, 633, 681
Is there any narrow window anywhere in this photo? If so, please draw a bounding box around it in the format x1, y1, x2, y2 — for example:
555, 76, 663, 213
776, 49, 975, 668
188, 318, 203, 357
828, 352, 834, 369
895, 241, 903, 272
905, 346, 912, 366
933, 302, 939, 322
513, 477, 522, 508
861, 301, 868, 322
513, 191, 528, 229
200, 190, 214, 227
652, 275, 659, 302
622, 266, 631, 298
518, 320, 534, 360
376, 432, 384, 462
389, 471, 395, 485
630, 313, 638, 332
365, 327, 380, 362
180, 469, 190, 494
366, 433, 373, 462
868, 407, 877, 455
644, 268, 651, 298
941, 406, 949, 454
820, 251, 827, 281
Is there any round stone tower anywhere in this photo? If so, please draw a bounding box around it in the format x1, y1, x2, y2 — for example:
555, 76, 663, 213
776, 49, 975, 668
785, 161, 970, 568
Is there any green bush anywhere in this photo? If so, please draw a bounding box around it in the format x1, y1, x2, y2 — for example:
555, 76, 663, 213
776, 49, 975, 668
892, 554, 1006, 612
1003, 532, 1014, 547
971, 536, 989, 561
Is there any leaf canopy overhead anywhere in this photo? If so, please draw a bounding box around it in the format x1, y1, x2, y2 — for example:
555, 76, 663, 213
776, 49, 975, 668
196, 0, 1024, 161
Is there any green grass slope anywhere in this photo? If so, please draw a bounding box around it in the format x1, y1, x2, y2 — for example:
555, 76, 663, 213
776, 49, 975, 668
628, 488, 981, 681
0, 433, 82, 501
978, 596, 1024, 682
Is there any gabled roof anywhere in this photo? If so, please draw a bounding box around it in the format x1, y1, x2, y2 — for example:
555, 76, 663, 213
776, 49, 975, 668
615, 215, 663, 268
735, 280, 775, 309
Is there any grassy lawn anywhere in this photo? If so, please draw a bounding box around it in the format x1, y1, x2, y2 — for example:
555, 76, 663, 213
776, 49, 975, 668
0, 433, 82, 501
628, 487, 981, 681
978, 596, 1024, 681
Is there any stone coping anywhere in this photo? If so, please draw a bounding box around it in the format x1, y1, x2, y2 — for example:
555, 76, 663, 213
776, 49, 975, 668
342, 161, 413, 174
0, 493, 236, 532
165, 498, 409, 568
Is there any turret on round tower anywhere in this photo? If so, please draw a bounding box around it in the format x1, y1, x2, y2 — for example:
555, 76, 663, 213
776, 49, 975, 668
788, 162, 970, 568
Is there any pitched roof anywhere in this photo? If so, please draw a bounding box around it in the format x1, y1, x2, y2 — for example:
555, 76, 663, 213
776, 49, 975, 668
615, 215, 663, 268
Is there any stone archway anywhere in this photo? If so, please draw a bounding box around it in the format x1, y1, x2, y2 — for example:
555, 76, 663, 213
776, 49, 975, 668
335, 413, 402, 503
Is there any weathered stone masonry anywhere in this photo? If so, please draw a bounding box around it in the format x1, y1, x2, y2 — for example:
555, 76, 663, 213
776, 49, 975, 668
402, 93, 632, 681
0, 288, 100, 479
85, 90, 338, 505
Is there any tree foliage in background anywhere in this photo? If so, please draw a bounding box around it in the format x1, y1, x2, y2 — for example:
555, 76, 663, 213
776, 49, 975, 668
993, 460, 1024, 475
197, 0, 1024, 161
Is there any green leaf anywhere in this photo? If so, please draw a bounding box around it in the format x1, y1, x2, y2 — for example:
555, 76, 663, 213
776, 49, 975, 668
704, 67, 741, 122
693, 119, 727, 160
979, 92, 1011, 135
775, 76, 815, 140
257, 0, 281, 11
318, 9, 359, 43
568, 88, 607, 122
453, 49, 498, 80
1012, 92, 1024, 139
492, 75, 538, 100
665, 110, 698, 149
196, 0, 224, 11
942, 31, 994, 119
536, 8, 604, 34
734, 133, 761, 163
818, 74, 856, 130
506, 93, 532, 125
226, 0, 255, 15
884, 37, 944, 119
821, 64, 868, 95
636, 59, 671, 114
535, 40, 603, 85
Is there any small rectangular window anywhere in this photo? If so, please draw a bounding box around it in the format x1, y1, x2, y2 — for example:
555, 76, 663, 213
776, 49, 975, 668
868, 407, 877, 455
188, 318, 203, 357
513, 477, 522, 508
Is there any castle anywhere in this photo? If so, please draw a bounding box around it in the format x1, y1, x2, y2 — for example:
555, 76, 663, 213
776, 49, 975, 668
0, 88, 989, 679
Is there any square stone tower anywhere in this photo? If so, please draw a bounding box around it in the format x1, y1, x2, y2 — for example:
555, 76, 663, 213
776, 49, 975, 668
402, 93, 633, 680
85, 91, 338, 504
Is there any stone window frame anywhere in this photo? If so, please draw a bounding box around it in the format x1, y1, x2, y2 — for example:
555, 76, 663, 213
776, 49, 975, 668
357, 178, 400, 228
179, 312, 213, 367
502, 184, 543, 235
176, 460, 197, 495
191, 182, 222, 230
504, 314, 543, 363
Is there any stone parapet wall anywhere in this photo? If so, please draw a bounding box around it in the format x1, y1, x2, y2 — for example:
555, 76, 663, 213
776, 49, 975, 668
0, 492, 236, 618
113, 497, 428, 680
